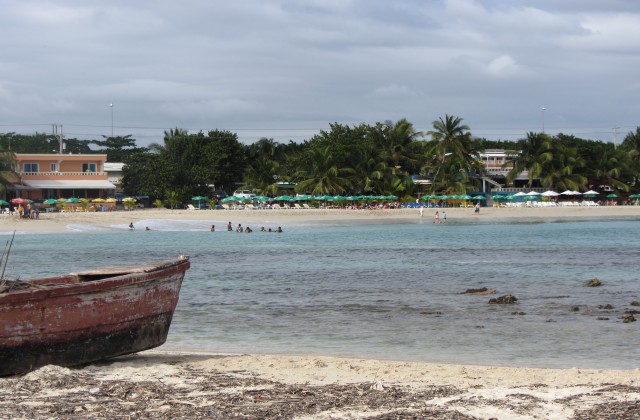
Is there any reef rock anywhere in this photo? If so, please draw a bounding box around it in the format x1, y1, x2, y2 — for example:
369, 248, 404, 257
488, 295, 518, 304
585, 278, 602, 287
462, 287, 496, 295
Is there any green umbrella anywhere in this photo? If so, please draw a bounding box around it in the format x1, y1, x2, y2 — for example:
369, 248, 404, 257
66, 197, 80, 203
472, 195, 486, 200
274, 195, 292, 201
333, 195, 347, 201
43, 199, 58, 205
253, 195, 270, 202
0, 200, 9, 205
191, 196, 208, 208
606, 193, 619, 198
221, 196, 240, 202
629, 193, 640, 198
459, 194, 472, 200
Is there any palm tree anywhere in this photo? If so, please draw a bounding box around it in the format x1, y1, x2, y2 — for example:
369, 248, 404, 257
243, 157, 281, 196
590, 145, 630, 192
0, 148, 18, 198
505, 132, 553, 187
426, 115, 476, 193
539, 143, 587, 191
375, 118, 422, 172
352, 143, 387, 194
621, 127, 640, 188
294, 146, 353, 195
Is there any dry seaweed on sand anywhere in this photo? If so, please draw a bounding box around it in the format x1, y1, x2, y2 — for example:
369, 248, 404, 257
0, 364, 465, 419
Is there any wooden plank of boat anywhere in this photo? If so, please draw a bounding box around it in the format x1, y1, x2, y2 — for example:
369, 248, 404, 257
0, 255, 190, 376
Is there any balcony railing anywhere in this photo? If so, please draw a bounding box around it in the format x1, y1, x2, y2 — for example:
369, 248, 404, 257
20, 171, 107, 176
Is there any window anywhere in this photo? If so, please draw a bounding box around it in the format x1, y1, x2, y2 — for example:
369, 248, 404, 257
82, 163, 97, 173
24, 163, 39, 173
50, 163, 58, 172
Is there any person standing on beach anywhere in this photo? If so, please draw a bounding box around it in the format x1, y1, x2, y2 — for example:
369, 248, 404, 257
442, 210, 447, 223
419, 206, 424, 217
434, 211, 440, 223
475, 202, 480, 214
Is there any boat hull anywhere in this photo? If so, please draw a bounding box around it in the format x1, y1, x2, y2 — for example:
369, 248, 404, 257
0, 257, 190, 376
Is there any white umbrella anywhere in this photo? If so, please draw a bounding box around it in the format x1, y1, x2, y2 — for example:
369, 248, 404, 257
541, 191, 559, 197
583, 190, 599, 195
571, 190, 583, 195
513, 192, 528, 197
560, 190, 576, 195
526, 191, 542, 196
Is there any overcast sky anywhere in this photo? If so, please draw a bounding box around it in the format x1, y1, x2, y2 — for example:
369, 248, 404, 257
1, 0, 639, 147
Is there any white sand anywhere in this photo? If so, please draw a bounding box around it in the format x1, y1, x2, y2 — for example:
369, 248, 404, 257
7, 351, 635, 418
1, 205, 639, 234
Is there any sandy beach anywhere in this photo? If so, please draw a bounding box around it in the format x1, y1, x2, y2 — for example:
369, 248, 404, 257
1, 204, 639, 234
2, 206, 640, 418
1, 351, 639, 418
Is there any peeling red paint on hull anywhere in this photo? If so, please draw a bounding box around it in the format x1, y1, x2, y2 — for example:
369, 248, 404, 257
0, 257, 190, 376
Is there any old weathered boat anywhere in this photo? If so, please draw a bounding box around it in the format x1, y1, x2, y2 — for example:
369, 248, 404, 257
0, 255, 190, 376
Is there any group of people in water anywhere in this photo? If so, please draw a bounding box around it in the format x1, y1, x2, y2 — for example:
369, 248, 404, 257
209, 222, 283, 233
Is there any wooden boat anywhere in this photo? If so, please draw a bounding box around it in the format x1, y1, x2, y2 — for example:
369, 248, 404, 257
0, 255, 190, 376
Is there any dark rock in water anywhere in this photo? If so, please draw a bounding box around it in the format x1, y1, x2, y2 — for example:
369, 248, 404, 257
596, 317, 610, 321
623, 315, 636, 323
570, 306, 580, 312
511, 311, 526, 316
631, 301, 640, 307
598, 304, 614, 310
488, 295, 517, 304
625, 309, 640, 315
462, 287, 496, 295
585, 278, 602, 287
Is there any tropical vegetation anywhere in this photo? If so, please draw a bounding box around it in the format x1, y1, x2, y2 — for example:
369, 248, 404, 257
2, 115, 640, 206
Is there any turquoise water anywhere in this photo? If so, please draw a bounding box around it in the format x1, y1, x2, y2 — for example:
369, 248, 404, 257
4, 218, 640, 369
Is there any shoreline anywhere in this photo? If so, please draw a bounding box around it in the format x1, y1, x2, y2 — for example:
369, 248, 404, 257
2, 350, 638, 418
1, 205, 639, 234
3, 207, 640, 417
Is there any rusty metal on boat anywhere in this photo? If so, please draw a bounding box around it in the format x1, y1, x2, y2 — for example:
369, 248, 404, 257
0, 255, 190, 376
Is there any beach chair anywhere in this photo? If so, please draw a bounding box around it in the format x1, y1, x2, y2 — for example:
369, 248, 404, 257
186, 204, 198, 210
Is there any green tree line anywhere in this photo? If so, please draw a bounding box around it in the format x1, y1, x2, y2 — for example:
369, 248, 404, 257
2, 117, 640, 205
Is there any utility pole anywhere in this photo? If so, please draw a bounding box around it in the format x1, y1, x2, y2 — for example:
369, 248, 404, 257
52, 124, 64, 154
613, 127, 619, 148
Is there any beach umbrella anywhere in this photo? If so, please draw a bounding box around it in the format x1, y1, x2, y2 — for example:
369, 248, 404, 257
606, 193, 619, 198
10, 198, 30, 205
105, 197, 117, 203
221, 196, 240, 202
526, 191, 541, 196
513, 192, 527, 197
332, 195, 347, 201
385, 195, 398, 200
43, 199, 58, 205
91, 198, 106, 203
472, 195, 486, 200
541, 190, 559, 197
191, 195, 208, 207
0, 200, 9, 205
253, 195, 270, 202
273, 195, 292, 201
629, 193, 640, 198
66, 197, 80, 203
583, 190, 599, 195
459, 194, 472, 200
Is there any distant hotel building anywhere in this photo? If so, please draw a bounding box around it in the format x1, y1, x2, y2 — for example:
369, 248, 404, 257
9, 153, 117, 200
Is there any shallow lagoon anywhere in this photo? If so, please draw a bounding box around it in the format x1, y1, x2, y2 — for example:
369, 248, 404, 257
6, 218, 640, 369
